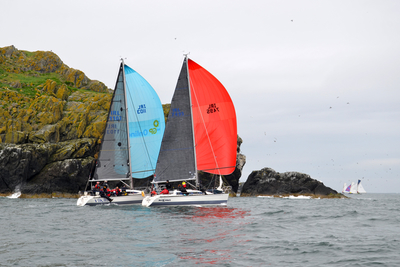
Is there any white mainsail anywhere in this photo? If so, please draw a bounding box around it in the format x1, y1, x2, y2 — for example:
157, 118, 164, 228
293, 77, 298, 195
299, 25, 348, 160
342, 183, 347, 193
357, 180, 367, 193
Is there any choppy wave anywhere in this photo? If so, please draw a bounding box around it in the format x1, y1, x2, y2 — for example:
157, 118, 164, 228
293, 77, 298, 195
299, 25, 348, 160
1, 193, 400, 266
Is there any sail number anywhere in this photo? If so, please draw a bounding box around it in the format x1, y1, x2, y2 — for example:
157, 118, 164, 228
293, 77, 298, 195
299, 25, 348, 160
107, 124, 119, 135
109, 110, 122, 121
137, 104, 146, 114
171, 108, 184, 117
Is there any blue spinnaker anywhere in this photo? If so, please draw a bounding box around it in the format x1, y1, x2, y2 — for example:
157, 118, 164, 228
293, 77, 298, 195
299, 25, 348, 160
124, 65, 165, 179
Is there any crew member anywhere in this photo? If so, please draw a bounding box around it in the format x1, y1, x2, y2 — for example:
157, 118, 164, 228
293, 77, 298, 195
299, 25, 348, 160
159, 187, 169, 195
179, 182, 188, 196
165, 180, 172, 191
114, 186, 120, 196
151, 189, 157, 196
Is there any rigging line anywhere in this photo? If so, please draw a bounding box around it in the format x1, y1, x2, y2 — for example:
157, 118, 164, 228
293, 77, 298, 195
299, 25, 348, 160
189, 66, 222, 178
125, 76, 155, 176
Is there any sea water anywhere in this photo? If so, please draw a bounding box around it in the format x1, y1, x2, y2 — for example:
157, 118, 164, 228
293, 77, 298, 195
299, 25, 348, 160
1, 194, 400, 266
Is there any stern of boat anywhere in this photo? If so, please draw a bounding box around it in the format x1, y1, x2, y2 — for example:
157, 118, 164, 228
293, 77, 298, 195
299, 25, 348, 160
77, 193, 94, 206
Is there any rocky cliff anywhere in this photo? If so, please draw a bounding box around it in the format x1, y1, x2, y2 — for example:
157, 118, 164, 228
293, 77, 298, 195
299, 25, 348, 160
241, 167, 340, 197
0, 46, 246, 196
0, 46, 113, 195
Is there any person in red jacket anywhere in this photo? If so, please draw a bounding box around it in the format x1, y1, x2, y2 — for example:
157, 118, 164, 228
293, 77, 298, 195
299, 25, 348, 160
114, 187, 120, 196
94, 182, 100, 190
159, 187, 169, 195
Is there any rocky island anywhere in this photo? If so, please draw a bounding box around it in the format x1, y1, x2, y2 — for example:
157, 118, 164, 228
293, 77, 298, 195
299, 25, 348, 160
241, 167, 341, 198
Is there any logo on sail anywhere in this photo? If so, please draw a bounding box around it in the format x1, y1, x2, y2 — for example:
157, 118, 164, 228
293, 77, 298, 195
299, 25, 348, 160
131, 129, 148, 137
149, 120, 159, 135
137, 104, 146, 114
207, 103, 219, 114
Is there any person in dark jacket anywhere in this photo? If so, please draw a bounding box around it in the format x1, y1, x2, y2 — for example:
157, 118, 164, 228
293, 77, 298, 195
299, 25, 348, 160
178, 183, 189, 196
165, 180, 172, 191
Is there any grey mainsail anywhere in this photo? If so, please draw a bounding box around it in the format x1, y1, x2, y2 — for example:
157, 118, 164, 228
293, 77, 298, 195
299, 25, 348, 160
93, 64, 130, 180
154, 58, 196, 183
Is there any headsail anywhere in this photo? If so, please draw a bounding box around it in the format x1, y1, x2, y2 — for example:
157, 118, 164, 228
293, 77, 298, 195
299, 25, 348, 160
155, 60, 196, 183
93, 63, 130, 181
124, 65, 165, 178
188, 59, 237, 175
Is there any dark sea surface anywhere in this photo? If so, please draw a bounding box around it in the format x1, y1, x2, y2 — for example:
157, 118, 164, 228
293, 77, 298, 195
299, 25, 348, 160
1, 193, 400, 266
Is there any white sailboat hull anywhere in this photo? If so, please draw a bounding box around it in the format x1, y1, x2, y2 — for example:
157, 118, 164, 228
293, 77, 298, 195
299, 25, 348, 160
142, 191, 229, 207
77, 193, 144, 206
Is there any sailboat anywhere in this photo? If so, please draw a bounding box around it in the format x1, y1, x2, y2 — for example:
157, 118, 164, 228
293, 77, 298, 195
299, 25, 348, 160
344, 183, 351, 193
357, 179, 367, 193
349, 182, 357, 194
342, 183, 348, 193
142, 56, 237, 207
77, 61, 165, 206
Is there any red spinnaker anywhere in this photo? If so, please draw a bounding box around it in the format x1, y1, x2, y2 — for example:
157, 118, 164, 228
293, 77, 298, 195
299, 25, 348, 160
188, 59, 237, 175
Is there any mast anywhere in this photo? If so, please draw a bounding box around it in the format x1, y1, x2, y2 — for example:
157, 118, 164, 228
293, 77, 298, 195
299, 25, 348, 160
121, 59, 133, 188
186, 54, 199, 187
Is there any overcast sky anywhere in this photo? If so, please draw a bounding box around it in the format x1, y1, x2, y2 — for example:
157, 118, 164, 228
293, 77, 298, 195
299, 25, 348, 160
2, 0, 399, 193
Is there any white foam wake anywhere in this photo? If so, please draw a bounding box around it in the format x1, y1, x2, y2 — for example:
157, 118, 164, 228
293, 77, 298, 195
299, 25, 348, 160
6, 191, 21, 199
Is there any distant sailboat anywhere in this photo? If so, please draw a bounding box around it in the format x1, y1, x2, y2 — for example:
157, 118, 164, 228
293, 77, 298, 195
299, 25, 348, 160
342, 183, 347, 193
357, 179, 367, 194
349, 182, 357, 194
344, 183, 351, 193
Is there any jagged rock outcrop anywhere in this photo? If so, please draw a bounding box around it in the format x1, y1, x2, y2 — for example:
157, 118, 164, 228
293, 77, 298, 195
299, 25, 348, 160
241, 167, 338, 197
0, 139, 97, 194
0, 45, 112, 194
221, 135, 246, 193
